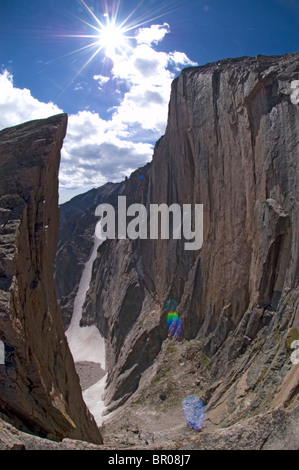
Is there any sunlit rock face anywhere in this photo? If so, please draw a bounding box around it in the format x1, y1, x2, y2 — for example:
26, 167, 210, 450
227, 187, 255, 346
55, 53, 299, 448
0, 114, 102, 444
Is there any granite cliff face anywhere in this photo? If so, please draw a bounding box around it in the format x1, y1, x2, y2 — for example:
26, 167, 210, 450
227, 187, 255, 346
0, 115, 102, 444
55, 53, 299, 448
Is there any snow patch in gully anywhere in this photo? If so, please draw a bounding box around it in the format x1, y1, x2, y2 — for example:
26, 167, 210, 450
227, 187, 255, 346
66, 235, 108, 425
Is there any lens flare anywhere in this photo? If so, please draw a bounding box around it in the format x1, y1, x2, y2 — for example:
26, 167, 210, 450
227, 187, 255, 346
182, 396, 205, 431
163, 298, 183, 339
166, 312, 183, 339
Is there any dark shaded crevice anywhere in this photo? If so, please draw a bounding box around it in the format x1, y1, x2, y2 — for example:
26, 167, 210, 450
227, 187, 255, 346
258, 226, 291, 310
113, 282, 145, 362
212, 71, 221, 145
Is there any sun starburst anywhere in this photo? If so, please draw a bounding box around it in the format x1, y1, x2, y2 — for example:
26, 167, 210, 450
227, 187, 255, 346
96, 18, 129, 58
71, 0, 134, 60
53, 0, 187, 97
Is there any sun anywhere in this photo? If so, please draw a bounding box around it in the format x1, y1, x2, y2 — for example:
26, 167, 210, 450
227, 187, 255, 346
75, 0, 134, 60
59, 0, 179, 63
97, 20, 129, 58
54, 0, 183, 95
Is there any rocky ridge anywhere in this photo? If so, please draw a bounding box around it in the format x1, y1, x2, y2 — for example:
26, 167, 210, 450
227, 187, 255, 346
0, 403, 298, 450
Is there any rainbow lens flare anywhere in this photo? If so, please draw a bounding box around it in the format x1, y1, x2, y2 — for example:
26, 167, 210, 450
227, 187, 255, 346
166, 312, 183, 339
182, 396, 205, 431
163, 298, 183, 339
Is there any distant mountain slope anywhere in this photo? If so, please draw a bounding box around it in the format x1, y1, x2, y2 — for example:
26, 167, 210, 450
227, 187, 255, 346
55, 180, 125, 328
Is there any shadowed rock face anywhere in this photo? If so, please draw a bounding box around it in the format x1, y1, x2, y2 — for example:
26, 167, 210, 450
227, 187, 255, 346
55, 53, 299, 448
55, 180, 125, 330
0, 114, 102, 444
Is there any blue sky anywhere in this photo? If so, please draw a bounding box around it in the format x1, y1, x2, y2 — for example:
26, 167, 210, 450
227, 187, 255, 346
0, 0, 298, 203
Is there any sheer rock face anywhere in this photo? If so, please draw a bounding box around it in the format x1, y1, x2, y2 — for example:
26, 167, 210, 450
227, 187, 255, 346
164, 54, 299, 334
82, 53, 299, 415
55, 53, 299, 445
0, 115, 102, 444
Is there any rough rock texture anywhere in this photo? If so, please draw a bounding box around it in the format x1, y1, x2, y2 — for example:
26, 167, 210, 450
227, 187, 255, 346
0, 403, 298, 450
0, 415, 102, 450
0, 115, 102, 444
85, 52, 299, 408
55, 181, 124, 329
55, 53, 299, 449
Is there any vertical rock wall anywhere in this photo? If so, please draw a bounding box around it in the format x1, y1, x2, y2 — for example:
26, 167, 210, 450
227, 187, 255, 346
79, 53, 299, 417
0, 115, 102, 444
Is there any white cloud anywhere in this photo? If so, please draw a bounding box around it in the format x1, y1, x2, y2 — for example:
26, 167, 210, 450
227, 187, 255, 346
60, 110, 153, 189
93, 75, 110, 88
0, 70, 62, 130
136, 23, 170, 45
169, 51, 198, 71
111, 82, 170, 135
0, 23, 198, 202
0, 70, 154, 197
109, 28, 197, 137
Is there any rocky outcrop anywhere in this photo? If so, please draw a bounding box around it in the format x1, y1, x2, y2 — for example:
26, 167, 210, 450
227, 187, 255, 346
55, 53, 299, 448
1, 403, 298, 450
0, 115, 102, 444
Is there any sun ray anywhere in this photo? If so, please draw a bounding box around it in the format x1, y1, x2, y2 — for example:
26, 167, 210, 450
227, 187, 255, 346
119, 0, 182, 32
45, 40, 102, 66
56, 44, 104, 100
53, 0, 193, 97
79, 0, 105, 29
118, 2, 143, 30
